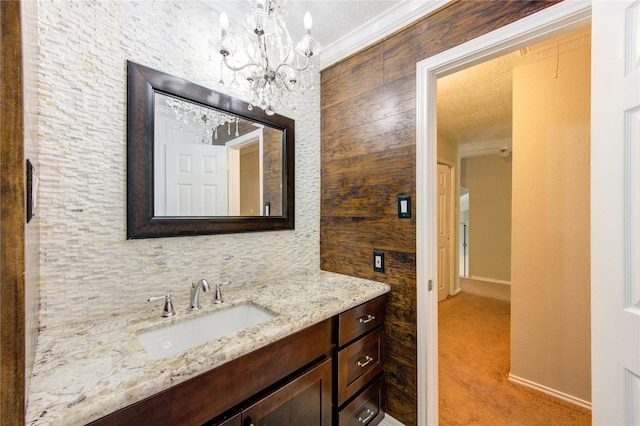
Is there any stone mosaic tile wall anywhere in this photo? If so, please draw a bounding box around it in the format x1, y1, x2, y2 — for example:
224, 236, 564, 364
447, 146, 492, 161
37, 0, 321, 330
23, 0, 40, 394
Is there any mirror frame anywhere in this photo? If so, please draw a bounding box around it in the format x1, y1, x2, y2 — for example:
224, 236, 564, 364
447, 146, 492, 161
126, 61, 294, 239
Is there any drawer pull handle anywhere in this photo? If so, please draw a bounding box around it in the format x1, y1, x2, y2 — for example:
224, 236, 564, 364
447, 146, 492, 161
357, 355, 374, 368
358, 314, 375, 324
357, 407, 375, 424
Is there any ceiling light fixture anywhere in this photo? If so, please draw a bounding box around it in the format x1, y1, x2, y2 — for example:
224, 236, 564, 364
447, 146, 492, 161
215, 0, 321, 116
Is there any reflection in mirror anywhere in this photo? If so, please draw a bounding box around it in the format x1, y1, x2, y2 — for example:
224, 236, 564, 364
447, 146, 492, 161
126, 61, 294, 239
154, 93, 284, 217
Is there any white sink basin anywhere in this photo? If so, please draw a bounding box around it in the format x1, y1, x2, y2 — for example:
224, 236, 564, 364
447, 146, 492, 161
138, 303, 276, 359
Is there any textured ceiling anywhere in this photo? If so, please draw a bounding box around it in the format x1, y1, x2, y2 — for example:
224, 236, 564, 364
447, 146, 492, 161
438, 26, 591, 158
206, 1, 590, 159
437, 52, 520, 158
206, 0, 421, 66
207, 0, 403, 46
284, 1, 402, 46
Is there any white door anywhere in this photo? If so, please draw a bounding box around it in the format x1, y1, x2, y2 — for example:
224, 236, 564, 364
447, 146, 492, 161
165, 143, 228, 216
591, 0, 640, 423
437, 163, 452, 302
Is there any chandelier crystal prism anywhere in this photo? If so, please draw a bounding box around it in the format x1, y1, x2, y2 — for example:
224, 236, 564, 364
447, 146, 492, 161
216, 0, 321, 115
165, 97, 239, 144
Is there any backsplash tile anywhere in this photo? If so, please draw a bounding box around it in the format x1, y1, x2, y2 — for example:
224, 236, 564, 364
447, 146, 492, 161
37, 0, 320, 330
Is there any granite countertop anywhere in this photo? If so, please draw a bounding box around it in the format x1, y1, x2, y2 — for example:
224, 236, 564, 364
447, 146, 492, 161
26, 271, 390, 425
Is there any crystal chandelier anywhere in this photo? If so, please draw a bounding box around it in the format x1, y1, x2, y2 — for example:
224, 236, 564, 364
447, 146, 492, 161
215, 0, 321, 115
165, 97, 239, 144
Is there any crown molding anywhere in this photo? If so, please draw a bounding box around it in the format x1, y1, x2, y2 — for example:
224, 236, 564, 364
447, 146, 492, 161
320, 0, 452, 70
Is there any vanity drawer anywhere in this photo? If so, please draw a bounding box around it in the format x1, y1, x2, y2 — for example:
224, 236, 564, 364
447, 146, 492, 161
337, 328, 384, 405
338, 295, 386, 347
338, 375, 384, 426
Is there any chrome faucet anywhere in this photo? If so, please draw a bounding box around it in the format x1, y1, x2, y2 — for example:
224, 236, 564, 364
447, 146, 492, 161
188, 279, 211, 311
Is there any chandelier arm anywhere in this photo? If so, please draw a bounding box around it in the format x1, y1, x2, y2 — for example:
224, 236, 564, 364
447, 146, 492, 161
274, 57, 311, 76
221, 55, 260, 73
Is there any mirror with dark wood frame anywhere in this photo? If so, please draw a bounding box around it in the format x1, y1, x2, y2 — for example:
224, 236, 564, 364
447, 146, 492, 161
127, 61, 294, 239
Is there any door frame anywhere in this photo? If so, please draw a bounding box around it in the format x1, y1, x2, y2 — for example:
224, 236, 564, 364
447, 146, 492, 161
415, 2, 592, 423
227, 128, 264, 215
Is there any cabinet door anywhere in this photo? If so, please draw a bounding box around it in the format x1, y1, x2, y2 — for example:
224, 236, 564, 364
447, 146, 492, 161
242, 358, 332, 426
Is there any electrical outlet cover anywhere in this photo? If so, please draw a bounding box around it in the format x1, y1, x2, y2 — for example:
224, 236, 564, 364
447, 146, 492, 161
373, 250, 385, 273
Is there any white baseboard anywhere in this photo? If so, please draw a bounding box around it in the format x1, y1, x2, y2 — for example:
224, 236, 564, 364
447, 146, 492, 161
508, 373, 592, 410
380, 413, 405, 426
469, 276, 512, 286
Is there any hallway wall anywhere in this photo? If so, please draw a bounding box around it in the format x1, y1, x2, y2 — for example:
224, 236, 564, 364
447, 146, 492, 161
461, 154, 512, 282
511, 39, 591, 403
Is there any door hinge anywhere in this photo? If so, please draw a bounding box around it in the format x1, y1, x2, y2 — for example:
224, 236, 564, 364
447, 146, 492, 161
428, 280, 433, 291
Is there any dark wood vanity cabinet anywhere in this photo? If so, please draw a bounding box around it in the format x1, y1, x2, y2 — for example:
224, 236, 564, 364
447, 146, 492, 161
90, 320, 332, 426
242, 359, 332, 426
206, 359, 332, 426
208, 413, 241, 426
334, 295, 386, 426
207, 296, 387, 426
91, 295, 387, 426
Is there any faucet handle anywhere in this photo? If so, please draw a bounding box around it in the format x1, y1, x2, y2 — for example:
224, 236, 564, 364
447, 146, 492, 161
148, 294, 176, 318
214, 281, 229, 304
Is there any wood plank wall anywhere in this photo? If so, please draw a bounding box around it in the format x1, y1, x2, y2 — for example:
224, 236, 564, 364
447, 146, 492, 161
320, 1, 560, 424
1, 1, 26, 424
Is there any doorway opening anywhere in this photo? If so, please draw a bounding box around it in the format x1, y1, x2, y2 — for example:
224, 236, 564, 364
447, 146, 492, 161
227, 129, 264, 216
416, 2, 593, 424
436, 25, 592, 422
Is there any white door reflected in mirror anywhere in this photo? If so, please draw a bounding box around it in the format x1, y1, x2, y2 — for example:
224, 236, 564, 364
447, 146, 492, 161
153, 92, 280, 217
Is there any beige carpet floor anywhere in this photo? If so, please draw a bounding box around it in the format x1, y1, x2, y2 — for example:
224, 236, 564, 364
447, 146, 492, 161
438, 290, 592, 425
